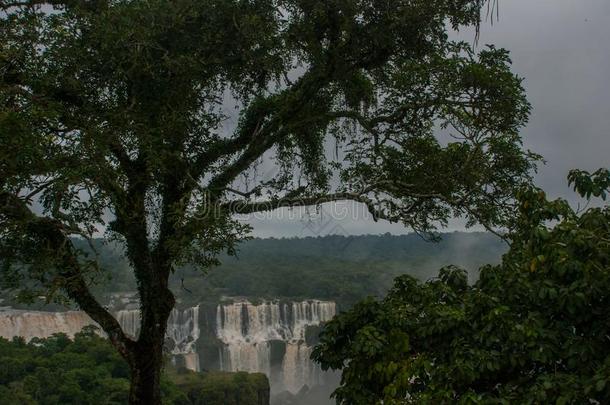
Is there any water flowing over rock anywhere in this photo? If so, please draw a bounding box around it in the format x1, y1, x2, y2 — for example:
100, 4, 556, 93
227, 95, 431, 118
0, 310, 97, 341
115, 306, 201, 370
0, 299, 336, 394
216, 300, 336, 393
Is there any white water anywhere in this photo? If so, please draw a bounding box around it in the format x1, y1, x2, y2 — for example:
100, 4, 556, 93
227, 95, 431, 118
0, 300, 336, 393
0, 307, 201, 372
115, 306, 200, 368
0, 310, 98, 341
216, 299, 336, 393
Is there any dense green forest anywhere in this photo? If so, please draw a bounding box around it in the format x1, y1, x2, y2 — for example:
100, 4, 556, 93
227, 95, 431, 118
1, 233, 506, 310
177, 232, 506, 308
0, 329, 269, 405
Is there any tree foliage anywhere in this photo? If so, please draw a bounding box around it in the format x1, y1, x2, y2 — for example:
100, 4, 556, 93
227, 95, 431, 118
313, 169, 610, 404
1, 0, 536, 402
0, 328, 269, 405
0, 329, 133, 404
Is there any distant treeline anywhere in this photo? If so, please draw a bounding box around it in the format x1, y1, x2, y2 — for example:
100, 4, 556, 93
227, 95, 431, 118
2, 233, 506, 310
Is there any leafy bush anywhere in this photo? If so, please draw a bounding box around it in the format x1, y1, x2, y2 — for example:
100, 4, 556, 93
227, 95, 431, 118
313, 170, 610, 404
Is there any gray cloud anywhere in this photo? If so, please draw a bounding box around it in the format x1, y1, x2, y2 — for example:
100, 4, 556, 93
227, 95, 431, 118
468, 0, 610, 200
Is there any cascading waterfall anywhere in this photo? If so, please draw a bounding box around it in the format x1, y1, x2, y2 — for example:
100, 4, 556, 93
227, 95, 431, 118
115, 309, 140, 338
0, 310, 98, 341
167, 306, 200, 371
282, 343, 321, 395
115, 306, 201, 371
216, 299, 336, 393
0, 299, 336, 393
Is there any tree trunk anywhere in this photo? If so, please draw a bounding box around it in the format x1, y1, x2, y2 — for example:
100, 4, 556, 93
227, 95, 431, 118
126, 283, 175, 405
128, 336, 165, 405
113, 187, 177, 404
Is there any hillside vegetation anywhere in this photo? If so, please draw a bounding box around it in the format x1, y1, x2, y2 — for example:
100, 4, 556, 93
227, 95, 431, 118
1, 233, 506, 311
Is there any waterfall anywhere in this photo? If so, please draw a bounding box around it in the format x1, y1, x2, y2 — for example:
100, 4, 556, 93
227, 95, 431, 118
115, 306, 201, 370
215, 299, 336, 393
0, 299, 337, 393
0, 310, 98, 341
167, 306, 200, 357
282, 343, 320, 394
115, 309, 139, 338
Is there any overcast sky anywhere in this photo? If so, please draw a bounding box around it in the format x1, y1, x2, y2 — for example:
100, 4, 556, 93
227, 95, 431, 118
245, 0, 610, 237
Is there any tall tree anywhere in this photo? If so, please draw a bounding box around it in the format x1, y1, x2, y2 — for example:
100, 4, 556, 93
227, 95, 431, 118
1, 0, 535, 403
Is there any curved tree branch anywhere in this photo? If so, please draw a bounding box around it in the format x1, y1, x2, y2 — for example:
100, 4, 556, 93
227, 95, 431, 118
0, 191, 135, 360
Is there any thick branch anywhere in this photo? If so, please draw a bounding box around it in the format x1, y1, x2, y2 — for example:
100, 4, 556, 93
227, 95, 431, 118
205, 127, 278, 196
0, 191, 135, 360
224, 191, 397, 222
200, 70, 329, 196
190, 127, 263, 180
